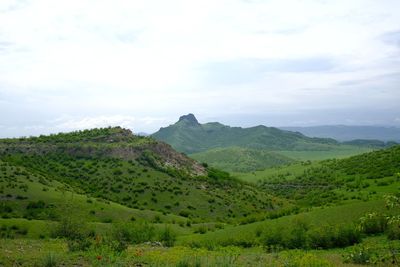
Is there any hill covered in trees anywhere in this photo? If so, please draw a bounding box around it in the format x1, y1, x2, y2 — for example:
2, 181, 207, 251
152, 114, 339, 154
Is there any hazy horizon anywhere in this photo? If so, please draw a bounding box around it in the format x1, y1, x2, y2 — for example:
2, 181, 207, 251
1, 0, 400, 137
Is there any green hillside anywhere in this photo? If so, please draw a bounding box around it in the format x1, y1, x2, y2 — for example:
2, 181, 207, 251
0, 127, 281, 223
1, 128, 400, 266
152, 114, 339, 154
152, 114, 377, 172
238, 145, 400, 207
191, 146, 294, 172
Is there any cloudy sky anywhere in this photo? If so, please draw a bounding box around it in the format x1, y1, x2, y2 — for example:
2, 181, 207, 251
1, 0, 400, 137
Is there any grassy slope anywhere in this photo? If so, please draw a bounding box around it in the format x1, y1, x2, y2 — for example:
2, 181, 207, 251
0, 128, 284, 223
237, 146, 400, 205
179, 200, 387, 246
0, 159, 186, 224
234, 161, 320, 183
190, 146, 294, 172
277, 145, 373, 161
178, 147, 400, 250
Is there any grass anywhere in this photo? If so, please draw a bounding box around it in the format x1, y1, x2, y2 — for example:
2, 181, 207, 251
0, 161, 187, 224
190, 146, 294, 172
0, 151, 280, 222
234, 161, 319, 183
277, 145, 373, 161
1, 236, 399, 266
178, 199, 388, 247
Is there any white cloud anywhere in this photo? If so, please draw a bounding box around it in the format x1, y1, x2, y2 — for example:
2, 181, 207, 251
50, 115, 169, 133
0, 0, 399, 136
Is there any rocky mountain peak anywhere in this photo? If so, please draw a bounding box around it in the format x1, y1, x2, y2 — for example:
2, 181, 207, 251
178, 113, 200, 126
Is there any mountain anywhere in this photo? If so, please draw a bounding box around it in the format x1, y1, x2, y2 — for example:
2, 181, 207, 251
152, 114, 339, 154
280, 125, 400, 142
0, 127, 281, 222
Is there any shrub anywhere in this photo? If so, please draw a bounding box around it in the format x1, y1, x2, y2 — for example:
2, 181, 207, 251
194, 224, 208, 234
111, 222, 155, 251
286, 218, 309, 249
263, 226, 284, 250
67, 238, 92, 252
358, 212, 387, 235
42, 252, 58, 267
51, 216, 87, 240
343, 245, 376, 265
278, 251, 333, 267
159, 226, 176, 247
387, 221, 400, 240
179, 210, 191, 218
307, 225, 334, 249
152, 215, 162, 223
27, 200, 46, 209
334, 224, 361, 247
111, 223, 132, 252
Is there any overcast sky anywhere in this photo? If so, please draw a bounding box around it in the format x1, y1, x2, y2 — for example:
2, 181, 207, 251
1, 0, 400, 137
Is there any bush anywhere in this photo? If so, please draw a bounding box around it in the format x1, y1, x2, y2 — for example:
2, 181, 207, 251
159, 226, 176, 247
286, 218, 308, 249
41, 252, 58, 267
334, 224, 361, 247
51, 216, 87, 240
278, 251, 333, 267
194, 224, 208, 234
263, 226, 284, 250
110, 222, 156, 251
387, 221, 400, 240
307, 225, 334, 249
358, 212, 387, 235
307, 224, 361, 249
264, 223, 361, 250
67, 238, 92, 252
27, 200, 46, 209
179, 210, 191, 218
343, 245, 376, 265
51, 215, 94, 252
111, 223, 132, 252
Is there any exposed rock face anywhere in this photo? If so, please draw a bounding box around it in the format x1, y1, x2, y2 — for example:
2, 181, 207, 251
0, 127, 206, 177
178, 113, 200, 126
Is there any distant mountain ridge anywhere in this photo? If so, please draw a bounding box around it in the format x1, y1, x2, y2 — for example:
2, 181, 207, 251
152, 114, 339, 154
280, 125, 400, 142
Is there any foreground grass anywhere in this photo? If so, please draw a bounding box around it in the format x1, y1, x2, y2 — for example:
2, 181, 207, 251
1, 237, 398, 266
0, 238, 352, 266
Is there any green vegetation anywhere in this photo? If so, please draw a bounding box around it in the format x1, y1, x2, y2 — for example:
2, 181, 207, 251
1, 127, 399, 266
191, 146, 294, 172
153, 114, 376, 172
277, 145, 373, 161
152, 114, 339, 154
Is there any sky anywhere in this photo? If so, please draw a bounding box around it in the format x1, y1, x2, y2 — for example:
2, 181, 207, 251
0, 0, 400, 137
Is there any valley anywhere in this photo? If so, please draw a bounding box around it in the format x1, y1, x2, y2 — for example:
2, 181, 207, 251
0, 123, 399, 266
